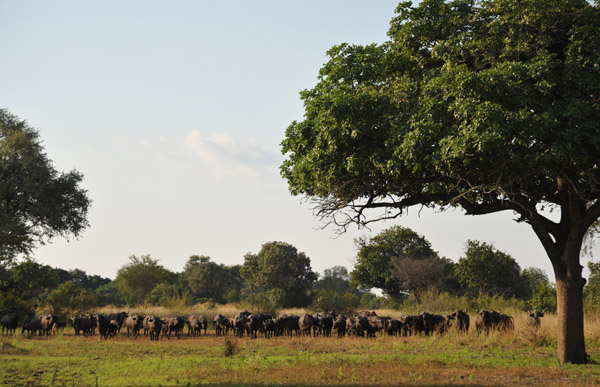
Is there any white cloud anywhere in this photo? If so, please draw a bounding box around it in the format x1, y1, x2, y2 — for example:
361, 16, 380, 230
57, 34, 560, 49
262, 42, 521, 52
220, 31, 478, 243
183, 130, 280, 180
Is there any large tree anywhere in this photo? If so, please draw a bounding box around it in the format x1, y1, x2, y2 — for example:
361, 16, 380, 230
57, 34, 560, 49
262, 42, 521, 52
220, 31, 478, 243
240, 241, 317, 308
115, 254, 174, 306
183, 255, 244, 303
351, 225, 439, 301
0, 109, 91, 262
454, 240, 524, 298
280, 0, 600, 364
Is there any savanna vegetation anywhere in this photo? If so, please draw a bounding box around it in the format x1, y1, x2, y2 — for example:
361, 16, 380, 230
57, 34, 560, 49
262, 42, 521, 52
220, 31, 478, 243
2, 0, 600, 384
1, 305, 600, 386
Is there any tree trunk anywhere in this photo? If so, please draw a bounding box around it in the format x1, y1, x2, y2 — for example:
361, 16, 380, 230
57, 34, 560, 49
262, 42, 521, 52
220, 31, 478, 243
554, 248, 587, 364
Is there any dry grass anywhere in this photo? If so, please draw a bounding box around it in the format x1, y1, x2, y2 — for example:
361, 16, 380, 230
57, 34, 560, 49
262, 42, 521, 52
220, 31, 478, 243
2, 324, 599, 386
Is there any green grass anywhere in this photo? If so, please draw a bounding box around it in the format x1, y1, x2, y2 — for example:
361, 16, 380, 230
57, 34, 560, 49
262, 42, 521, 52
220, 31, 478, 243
1, 330, 599, 386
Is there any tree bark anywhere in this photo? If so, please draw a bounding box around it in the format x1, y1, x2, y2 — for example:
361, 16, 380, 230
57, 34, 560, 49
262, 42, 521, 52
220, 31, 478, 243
554, 248, 587, 364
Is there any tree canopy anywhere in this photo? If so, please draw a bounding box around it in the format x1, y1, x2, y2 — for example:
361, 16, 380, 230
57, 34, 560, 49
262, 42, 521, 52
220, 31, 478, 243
115, 254, 174, 306
351, 225, 439, 301
454, 240, 524, 298
240, 241, 317, 308
0, 109, 91, 262
280, 0, 600, 363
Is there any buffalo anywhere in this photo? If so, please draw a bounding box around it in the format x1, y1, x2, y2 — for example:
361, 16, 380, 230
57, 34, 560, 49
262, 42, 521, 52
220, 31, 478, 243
126, 315, 143, 338
333, 315, 346, 337
527, 310, 544, 329
298, 313, 316, 337
0, 313, 19, 335
451, 309, 470, 334
146, 316, 163, 341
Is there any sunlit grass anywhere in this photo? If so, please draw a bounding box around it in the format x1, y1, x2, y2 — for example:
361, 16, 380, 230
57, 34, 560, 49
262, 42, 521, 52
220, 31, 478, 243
3, 312, 600, 386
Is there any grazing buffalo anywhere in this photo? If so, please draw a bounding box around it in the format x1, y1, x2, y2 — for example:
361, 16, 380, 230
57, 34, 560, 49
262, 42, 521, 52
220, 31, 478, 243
353, 317, 375, 338
400, 314, 425, 336
527, 310, 545, 329
420, 312, 454, 335
320, 314, 334, 337
146, 316, 163, 341
213, 314, 230, 337
71, 315, 95, 337
165, 316, 185, 339
107, 320, 119, 338
384, 319, 402, 336
451, 309, 470, 334
476, 310, 514, 334
21, 322, 32, 336
245, 315, 261, 339
107, 312, 128, 333
333, 315, 346, 337
126, 315, 143, 338
36, 314, 59, 337
96, 314, 111, 339
233, 316, 246, 338
263, 319, 276, 338
0, 313, 19, 335
299, 314, 316, 337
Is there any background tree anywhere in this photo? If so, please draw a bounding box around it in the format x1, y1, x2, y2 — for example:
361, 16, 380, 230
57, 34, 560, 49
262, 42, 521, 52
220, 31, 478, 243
454, 241, 524, 298
115, 254, 174, 306
183, 255, 244, 304
313, 266, 362, 296
521, 267, 552, 300
351, 226, 439, 302
0, 109, 90, 263
280, 0, 600, 363
584, 261, 600, 312
392, 256, 454, 303
240, 241, 317, 308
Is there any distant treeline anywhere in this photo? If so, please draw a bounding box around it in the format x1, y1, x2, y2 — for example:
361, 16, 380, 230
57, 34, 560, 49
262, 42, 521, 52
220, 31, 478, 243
2, 229, 600, 322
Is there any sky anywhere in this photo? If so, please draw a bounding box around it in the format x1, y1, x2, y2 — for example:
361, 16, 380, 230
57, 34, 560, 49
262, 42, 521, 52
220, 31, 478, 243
0, 1, 589, 282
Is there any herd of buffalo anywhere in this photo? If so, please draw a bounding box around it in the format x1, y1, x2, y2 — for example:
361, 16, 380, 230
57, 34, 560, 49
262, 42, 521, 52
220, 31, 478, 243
0, 309, 545, 340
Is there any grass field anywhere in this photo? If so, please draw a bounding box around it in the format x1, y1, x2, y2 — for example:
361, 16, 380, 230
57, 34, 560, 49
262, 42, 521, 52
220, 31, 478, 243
1, 311, 600, 386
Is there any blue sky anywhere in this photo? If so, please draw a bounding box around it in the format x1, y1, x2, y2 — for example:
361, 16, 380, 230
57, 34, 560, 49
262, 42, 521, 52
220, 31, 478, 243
0, 0, 570, 281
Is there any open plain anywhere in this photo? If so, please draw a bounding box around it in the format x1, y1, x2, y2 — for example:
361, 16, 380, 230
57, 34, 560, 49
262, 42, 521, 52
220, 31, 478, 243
1, 311, 600, 386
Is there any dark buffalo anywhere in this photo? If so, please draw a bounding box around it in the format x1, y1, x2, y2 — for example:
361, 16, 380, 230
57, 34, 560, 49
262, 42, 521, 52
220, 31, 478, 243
96, 314, 111, 339
233, 316, 246, 338
21, 322, 32, 336
353, 316, 375, 338
298, 313, 316, 336
71, 315, 95, 337
384, 318, 402, 336
491, 311, 514, 332
527, 310, 545, 329
320, 314, 334, 337
146, 316, 163, 341
107, 312, 128, 333
451, 309, 470, 334
107, 320, 119, 338
0, 313, 19, 335
333, 315, 346, 337
166, 316, 185, 339
420, 312, 454, 335
263, 318, 276, 338
245, 314, 261, 339
476, 310, 514, 334
400, 314, 425, 336
367, 315, 387, 336
196, 315, 208, 336
213, 314, 230, 337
